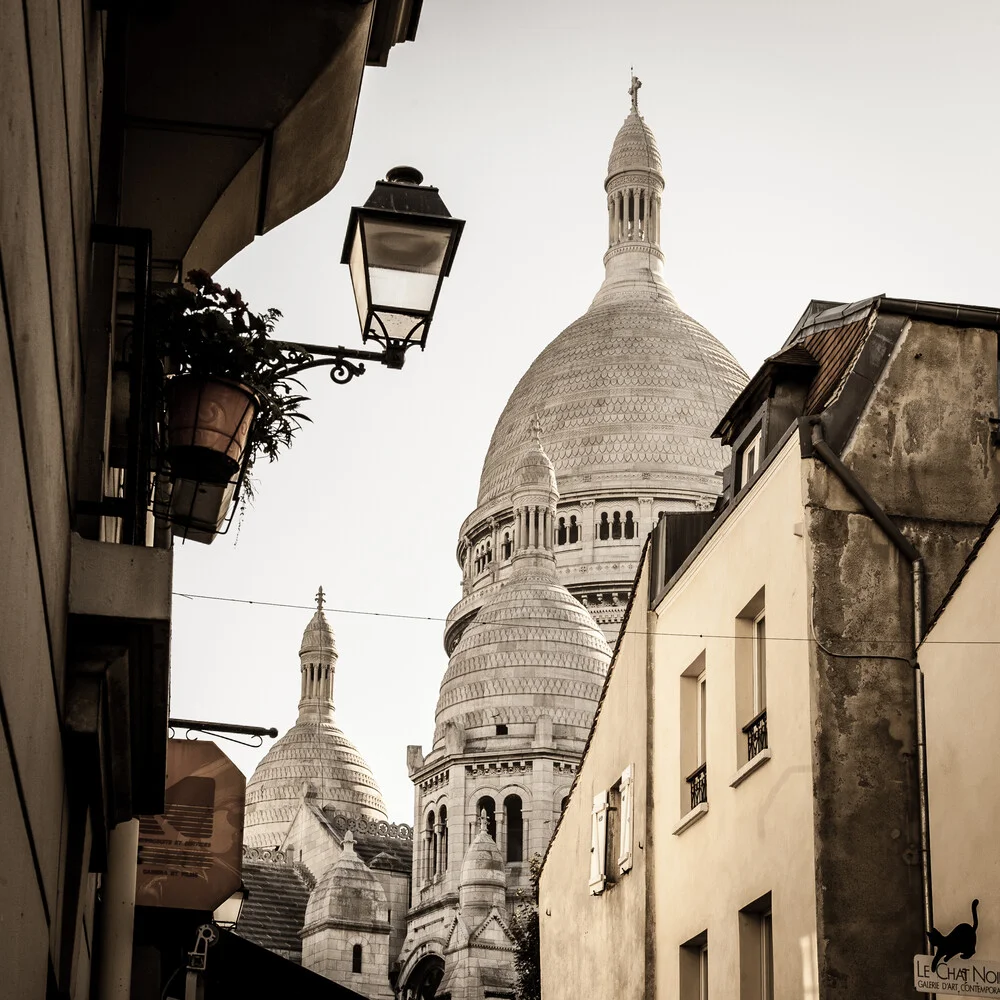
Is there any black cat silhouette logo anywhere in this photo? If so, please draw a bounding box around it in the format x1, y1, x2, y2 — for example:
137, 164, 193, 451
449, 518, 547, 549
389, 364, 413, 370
928, 900, 979, 972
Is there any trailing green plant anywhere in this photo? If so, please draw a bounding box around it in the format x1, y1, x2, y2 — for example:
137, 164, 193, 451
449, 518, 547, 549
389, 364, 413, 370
150, 269, 313, 496
511, 853, 542, 1000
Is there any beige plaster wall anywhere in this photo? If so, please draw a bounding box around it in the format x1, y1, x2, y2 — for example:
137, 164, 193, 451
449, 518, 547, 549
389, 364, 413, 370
922, 520, 1000, 958
0, 2, 106, 997
539, 556, 652, 1000
652, 438, 817, 999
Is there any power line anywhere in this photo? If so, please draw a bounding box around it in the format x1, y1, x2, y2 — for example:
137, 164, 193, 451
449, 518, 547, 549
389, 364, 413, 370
171, 591, 995, 645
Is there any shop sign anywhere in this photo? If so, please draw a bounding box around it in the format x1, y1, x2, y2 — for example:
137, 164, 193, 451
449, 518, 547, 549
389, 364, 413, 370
915, 956, 1000, 996
136, 739, 245, 910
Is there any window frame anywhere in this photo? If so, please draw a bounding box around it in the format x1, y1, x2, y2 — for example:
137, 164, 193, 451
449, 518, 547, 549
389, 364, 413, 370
752, 609, 766, 716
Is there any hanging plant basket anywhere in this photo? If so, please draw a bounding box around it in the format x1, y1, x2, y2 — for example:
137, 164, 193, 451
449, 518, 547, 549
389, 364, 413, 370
164, 375, 259, 485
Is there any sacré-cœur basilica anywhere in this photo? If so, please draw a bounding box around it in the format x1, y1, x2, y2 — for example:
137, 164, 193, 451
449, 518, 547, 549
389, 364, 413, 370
236, 80, 747, 1000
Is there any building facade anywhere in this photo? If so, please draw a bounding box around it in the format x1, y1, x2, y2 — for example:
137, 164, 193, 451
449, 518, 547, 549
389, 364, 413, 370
540, 295, 1000, 1000
1, 1, 420, 996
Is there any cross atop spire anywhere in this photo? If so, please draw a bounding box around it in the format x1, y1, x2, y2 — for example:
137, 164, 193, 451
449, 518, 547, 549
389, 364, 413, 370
628, 69, 641, 112
315, 585, 325, 611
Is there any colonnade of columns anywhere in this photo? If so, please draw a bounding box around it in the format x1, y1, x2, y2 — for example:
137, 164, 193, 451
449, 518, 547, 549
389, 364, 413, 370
513, 502, 554, 554
608, 186, 661, 246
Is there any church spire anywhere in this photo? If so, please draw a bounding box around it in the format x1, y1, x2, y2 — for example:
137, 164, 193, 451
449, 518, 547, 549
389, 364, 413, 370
596, 75, 671, 305
297, 585, 337, 722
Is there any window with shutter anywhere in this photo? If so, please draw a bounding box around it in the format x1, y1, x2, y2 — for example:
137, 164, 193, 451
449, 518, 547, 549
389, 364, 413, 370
589, 790, 609, 893
618, 764, 634, 874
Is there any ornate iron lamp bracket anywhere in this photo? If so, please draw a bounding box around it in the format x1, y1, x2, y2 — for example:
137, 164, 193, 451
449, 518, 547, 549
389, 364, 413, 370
274, 339, 407, 385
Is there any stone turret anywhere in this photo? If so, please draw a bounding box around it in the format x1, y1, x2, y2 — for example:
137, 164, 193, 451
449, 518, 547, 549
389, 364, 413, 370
458, 811, 507, 923
302, 830, 392, 999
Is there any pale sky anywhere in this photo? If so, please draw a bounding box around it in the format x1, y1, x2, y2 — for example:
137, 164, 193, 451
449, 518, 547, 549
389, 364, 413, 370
168, 0, 1000, 822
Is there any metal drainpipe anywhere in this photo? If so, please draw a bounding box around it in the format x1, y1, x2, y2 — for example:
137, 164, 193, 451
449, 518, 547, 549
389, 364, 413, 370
809, 421, 933, 950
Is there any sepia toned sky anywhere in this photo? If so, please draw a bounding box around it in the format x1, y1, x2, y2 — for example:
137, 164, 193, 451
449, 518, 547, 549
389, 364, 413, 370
168, 0, 1000, 822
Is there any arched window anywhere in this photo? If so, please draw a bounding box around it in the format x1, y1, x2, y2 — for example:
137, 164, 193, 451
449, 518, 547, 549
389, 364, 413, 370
612, 511, 622, 539
504, 795, 523, 862
598, 512, 610, 540
426, 810, 436, 879
439, 805, 448, 872
556, 517, 567, 545
352, 944, 363, 974
569, 515, 579, 544
561, 796, 570, 814
476, 796, 497, 841
486, 541, 492, 564
502, 532, 512, 559
624, 510, 636, 539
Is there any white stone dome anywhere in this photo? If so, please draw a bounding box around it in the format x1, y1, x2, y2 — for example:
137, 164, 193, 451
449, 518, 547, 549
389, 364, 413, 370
476, 295, 746, 508
433, 572, 611, 751
244, 596, 388, 849
244, 722, 388, 847
450, 82, 747, 652
607, 106, 662, 180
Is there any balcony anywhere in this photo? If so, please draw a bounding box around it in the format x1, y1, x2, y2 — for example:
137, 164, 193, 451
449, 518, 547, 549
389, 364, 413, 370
686, 763, 708, 811
742, 709, 769, 761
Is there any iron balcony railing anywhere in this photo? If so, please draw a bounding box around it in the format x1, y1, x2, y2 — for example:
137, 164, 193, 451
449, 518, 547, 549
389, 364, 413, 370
742, 708, 769, 761
686, 762, 708, 810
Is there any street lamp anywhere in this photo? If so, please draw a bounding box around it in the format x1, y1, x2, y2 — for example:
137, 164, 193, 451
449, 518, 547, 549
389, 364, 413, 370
212, 884, 248, 929
279, 166, 464, 383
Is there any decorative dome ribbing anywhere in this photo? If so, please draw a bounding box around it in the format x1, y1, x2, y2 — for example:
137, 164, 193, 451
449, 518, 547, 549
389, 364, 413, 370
244, 589, 388, 849
434, 439, 612, 750
473, 76, 746, 511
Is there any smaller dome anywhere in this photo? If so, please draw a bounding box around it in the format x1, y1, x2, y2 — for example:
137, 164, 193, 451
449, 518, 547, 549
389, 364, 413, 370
459, 813, 506, 917
305, 830, 388, 928
514, 418, 557, 494
299, 596, 337, 659
607, 108, 662, 181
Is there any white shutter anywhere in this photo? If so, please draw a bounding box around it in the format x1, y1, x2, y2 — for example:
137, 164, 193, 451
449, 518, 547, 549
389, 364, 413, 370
618, 765, 634, 874
589, 790, 609, 894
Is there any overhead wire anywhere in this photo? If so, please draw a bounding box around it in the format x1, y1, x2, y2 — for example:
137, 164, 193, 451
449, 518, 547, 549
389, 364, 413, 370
171, 590, 995, 645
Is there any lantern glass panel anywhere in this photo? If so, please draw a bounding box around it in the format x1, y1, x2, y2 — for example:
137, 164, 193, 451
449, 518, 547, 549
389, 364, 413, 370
348, 222, 370, 333
363, 218, 452, 313
213, 888, 246, 927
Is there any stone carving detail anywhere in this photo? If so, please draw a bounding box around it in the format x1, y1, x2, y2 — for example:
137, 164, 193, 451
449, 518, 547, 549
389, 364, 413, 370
325, 809, 414, 840
420, 770, 450, 792
465, 760, 533, 777
243, 846, 288, 864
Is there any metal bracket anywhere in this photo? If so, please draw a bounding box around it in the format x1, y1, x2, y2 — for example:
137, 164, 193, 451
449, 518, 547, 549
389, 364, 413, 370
187, 923, 219, 972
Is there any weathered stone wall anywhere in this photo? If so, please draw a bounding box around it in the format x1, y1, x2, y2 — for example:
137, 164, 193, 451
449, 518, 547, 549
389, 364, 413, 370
0, 2, 106, 996
302, 927, 392, 999
807, 318, 1000, 999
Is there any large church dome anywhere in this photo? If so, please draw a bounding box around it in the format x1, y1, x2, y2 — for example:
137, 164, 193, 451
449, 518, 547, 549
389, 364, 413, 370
476, 297, 746, 508
244, 592, 388, 849
448, 79, 747, 649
